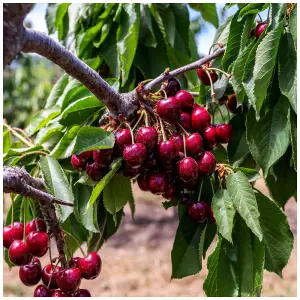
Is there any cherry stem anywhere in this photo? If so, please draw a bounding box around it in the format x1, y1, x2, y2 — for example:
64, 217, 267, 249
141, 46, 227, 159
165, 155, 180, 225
144, 111, 149, 127
257, 13, 263, 22
182, 134, 187, 157
204, 70, 216, 102
208, 42, 224, 55
20, 150, 48, 158
23, 197, 27, 239
12, 127, 32, 143
132, 110, 145, 131
62, 229, 86, 257
113, 122, 124, 133
197, 178, 204, 202
159, 117, 167, 141
11, 194, 14, 224
161, 89, 168, 99
176, 122, 189, 136
124, 122, 134, 144
206, 67, 231, 78
47, 259, 60, 289
3, 123, 34, 147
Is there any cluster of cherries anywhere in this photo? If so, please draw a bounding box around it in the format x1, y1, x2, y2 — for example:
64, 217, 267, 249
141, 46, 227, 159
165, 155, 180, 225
3, 218, 101, 297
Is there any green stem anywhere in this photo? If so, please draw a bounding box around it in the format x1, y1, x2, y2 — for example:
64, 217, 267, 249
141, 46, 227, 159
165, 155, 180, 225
144, 111, 149, 127
132, 110, 145, 131
3, 123, 34, 147
177, 122, 189, 135
124, 122, 134, 144
62, 230, 86, 257
205, 70, 216, 102
206, 67, 231, 78
48, 259, 60, 289
197, 178, 204, 202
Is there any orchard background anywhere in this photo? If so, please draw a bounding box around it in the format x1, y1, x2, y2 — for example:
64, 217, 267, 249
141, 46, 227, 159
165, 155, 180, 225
3, 2, 297, 297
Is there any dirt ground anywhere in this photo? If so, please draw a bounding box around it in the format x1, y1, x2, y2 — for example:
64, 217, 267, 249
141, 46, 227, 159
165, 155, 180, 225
3, 180, 297, 297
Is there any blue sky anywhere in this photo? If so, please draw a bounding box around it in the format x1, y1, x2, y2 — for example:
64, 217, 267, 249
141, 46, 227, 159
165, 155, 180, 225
25, 3, 239, 55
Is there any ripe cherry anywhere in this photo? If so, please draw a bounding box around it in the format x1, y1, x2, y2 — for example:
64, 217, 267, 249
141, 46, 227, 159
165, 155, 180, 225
191, 106, 211, 132
25, 218, 47, 236
142, 152, 157, 171
175, 90, 194, 112
208, 205, 216, 224
19, 257, 42, 286
77, 252, 102, 280
227, 94, 237, 113
255, 22, 268, 39
93, 148, 114, 168
197, 151, 216, 177
188, 201, 208, 223
3, 222, 24, 249
148, 173, 168, 195
71, 155, 86, 171
178, 157, 199, 183
33, 284, 52, 297
26, 231, 49, 257
135, 127, 158, 150
115, 129, 132, 151
123, 143, 147, 169
184, 179, 198, 190
78, 150, 93, 161
170, 133, 184, 152
8, 240, 32, 266
162, 183, 177, 200
42, 264, 62, 289
186, 133, 203, 156
137, 173, 149, 191
157, 140, 178, 164
56, 267, 82, 294
197, 63, 218, 86
203, 126, 217, 149
85, 162, 105, 181
122, 164, 141, 179
156, 96, 180, 123
72, 289, 92, 297
215, 124, 232, 144
52, 290, 71, 297
178, 111, 192, 131
161, 77, 181, 97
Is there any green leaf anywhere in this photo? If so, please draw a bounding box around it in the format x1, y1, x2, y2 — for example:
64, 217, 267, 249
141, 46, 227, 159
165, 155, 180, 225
203, 221, 217, 259
212, 144, 228, 164
171, 213, 206, 279
25, 106, 61, 136
278, 33, 297, 113
117, 4, 140, 85
226, 171, 263, 240
127, 191, 135, 220
39, 156, 74, 222
4, 145, 43, 159
3, 129, 12, 153
104, 174, 133, 222
256, 190, 294, 277
238, 3, 268, 21
290, 5, 297, 50
46, 4, 58, 34
189, 4, 219, 28
289, 108, 297, 171
253, 21, 284, 117
35, 123, 64, 148
213, 15, 232, 46
45, 74, 69, 108
162, 199, 178, 210
211, 190, 235, 243
73, 126, 115, 154
140, 5, 157, 47
233, 167, 261, 182
252, 233, 265, 295
246, 97, 290, 176
85, 158, 122, 212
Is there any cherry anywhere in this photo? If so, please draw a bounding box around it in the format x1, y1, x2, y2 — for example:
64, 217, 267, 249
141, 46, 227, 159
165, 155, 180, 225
52, 290, 71, 297
170, 133, 184, 152
215, 124, 232, 144
186, 133, 203, 156
3, 222, 24, 249
197, 151, 216, 177
137, 173, 149, 191
227, 94, 237, 113
69, 257, 80, 268
25, 218, 47, 236
161, 77, 181, 97
115, 129, 132, 151
8, 240, 32, 266
85, 162, 105, 181
33, 284, 52, 297
135, 127, 158, 150
142, 152, 157, 171
93, 148, 114, 168
218, 95, 228, 105
42, 264, 62, 289
178, 111, 192, 131
197, 63, 218, 86
77, 252, 102, 280
157, 140, 178, 164
162, 183, 177, 200
180, 193, 191, 205
123, 143, 147, 169
175, 90, 194, 112
208, 205, 216, 224
203, 126, 217, 149
71, 155, 86, 171
19, 257, 42, 286
72, 289, 92, 297
78, 150, 93, 161
122, 164, 141, 179
184, 179, 198, 190
156, 96, 180, 123
255, 22, 268, 39
26, 231, 49, 257
148, 173, 168, 195
191, 106, 211, 132
178, 157, 199, 183
187, 201, 208, 223
56, 267, 82, 294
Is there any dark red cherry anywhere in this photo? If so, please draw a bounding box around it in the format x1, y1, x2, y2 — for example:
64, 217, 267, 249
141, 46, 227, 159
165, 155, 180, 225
8, 240, 32, 266
161, 77, 181, 97
19, 257, 42, 286
71, 155, 86, 171
208, 205, 216, 224
115, 129, 132, 151
187, 201, 208, 223
142, 152, 157, 171
186, 133, 203, 156
197, 63, 218, 86
203, 126, 217, 149
178, 157, 199, 183
93, 148, 114, 168
42, 264, 62, 289
157, 140, 178, 164
85, 162, 105, 181
33, 284, 52, 297
178, 111, 192, 131
175, 90, 194, 112
197, 151, 216, 177
26, 231, 49, 257
215, 124, 232, 144
77, 252, 102, 280
218, 95, 228, 105
72, 289, 92, 297
122, 164, 141, 179
170, 133, 184, 152
123, 143, 147, 169
191, 106, 211, 132
156, 96, 180, 123
52, 290, 71, 297
184, 179, 198, 190
78, 150, 93, 161
137, 173, 149, 191
25, 218, 47, 236
135, 127, 158, 150
148, 173, 168, 195
255, 22, 268, 39
227, 94, 237, 113
56, 267, 82, 294
162, 183, 177, 200
3, 222, 24, 249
